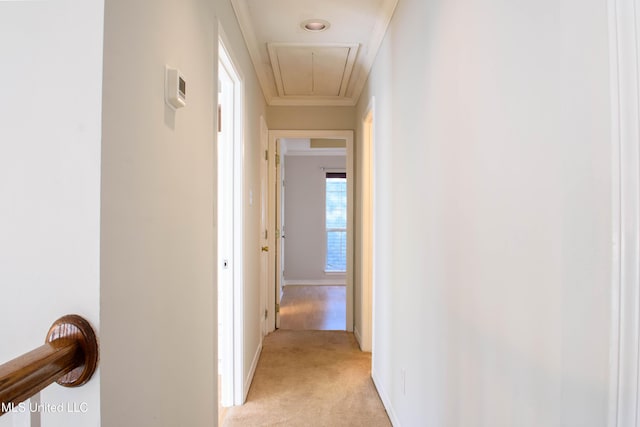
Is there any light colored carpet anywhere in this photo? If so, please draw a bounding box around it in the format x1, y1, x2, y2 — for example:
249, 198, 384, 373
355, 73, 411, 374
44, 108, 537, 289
222, 330, 391, 427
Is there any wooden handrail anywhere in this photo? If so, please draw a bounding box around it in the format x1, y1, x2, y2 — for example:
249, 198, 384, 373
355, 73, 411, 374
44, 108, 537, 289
0, 315, 98, 415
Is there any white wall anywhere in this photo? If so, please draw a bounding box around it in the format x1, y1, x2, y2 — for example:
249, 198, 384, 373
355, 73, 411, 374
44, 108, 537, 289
0, 1, 103, 426
284, 155, 346, 282
101, 0, 266, 425
356, 0, 612, 425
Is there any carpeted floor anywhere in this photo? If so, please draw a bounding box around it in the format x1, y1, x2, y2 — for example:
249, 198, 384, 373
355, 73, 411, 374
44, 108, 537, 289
222, 330, 391, 427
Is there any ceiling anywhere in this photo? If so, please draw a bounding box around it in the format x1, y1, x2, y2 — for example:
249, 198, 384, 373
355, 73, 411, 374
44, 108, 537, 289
231, 0, 398, 107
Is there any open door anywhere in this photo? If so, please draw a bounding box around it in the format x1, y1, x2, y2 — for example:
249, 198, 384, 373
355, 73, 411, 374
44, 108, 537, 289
267, 136, 285, 330
275, 139, 283, 328
259, 116, 270, 336
217, 31, 245, 407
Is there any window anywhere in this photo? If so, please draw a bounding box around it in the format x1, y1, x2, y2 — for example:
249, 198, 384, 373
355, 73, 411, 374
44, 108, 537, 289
325, 172, 347, 272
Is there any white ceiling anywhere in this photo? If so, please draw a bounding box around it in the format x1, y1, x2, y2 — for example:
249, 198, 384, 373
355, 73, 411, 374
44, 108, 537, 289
231, 0, 398, 106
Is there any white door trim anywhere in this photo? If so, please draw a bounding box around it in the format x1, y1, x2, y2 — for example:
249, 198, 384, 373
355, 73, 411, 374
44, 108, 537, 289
358, 97, 375, 352
608, 0, 640, 425
275, 139, 283, 328
218, 25, 245, 406
259, 115, 269, 338
267, 130, 354, 333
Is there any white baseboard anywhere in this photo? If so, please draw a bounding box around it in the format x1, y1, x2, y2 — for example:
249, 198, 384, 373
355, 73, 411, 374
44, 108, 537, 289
372, 368, 400, 426
284, 279, 345, 286
244, 341, 262, 403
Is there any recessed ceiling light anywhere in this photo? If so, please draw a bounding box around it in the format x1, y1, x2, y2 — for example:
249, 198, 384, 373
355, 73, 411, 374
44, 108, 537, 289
301, 19, 330, 32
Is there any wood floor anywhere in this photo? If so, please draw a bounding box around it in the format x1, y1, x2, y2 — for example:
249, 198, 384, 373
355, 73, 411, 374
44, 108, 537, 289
279, 285, 346, 330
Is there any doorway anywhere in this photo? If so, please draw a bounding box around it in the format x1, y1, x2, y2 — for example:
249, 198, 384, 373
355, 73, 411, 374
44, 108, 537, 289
267, 130, 354, 333
217, 31, 244, 414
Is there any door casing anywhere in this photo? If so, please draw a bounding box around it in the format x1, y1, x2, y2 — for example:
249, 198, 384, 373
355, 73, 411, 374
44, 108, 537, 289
267, 130, 354, 332
218, 26, 245, 407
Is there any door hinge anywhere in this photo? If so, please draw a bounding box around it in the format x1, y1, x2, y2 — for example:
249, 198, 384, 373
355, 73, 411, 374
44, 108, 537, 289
264, 229, 268, 239
275, 154, 280, 166
275, 229, 280, 239
276, 304, 280, 313
265, 150, 268, 161
265, 309, 268, 319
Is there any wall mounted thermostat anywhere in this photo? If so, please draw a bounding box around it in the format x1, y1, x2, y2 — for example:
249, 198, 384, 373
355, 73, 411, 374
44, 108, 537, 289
165, 66, 186, 110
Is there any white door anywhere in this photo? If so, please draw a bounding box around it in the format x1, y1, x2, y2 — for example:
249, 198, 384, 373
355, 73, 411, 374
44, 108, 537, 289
259, 116, 270, 336
0, 3, 102, 426
275, 140, 283, 328
217, 33, 246, 406
217, 48, 235, 408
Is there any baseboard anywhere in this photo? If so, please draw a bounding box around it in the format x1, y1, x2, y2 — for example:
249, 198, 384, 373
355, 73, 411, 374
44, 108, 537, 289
372, 368, 400, 427
244, 340, 262, 403
284, 279, 345, 286
354, 326, 363, 349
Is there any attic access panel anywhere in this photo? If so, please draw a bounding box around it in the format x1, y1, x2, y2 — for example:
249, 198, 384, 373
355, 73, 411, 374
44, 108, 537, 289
268, 43, 359, 97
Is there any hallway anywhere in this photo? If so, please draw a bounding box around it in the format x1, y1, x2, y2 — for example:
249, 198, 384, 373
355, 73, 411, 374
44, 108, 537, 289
1, 0, 631, 425
222, 330, 390, 427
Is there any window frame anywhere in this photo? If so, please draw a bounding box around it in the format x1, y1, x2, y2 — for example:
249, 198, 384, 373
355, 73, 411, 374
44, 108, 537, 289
324, 170, 347, 273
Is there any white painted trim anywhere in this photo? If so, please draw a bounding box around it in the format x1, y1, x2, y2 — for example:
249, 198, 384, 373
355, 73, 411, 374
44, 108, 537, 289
260, 115, 270, 339
608, 0, 640, 426
360, 97, 375, 353
244, 341, 263, 403
267, 135, 276, 332
267, 130, 354, 333
217, 35, 235, 409
321, 167, 347, 173
347, 0, 399, 102
608, 0, 622, 423
346, 130, 355, 333
269, 96, 357, 107
229, 0, 398, 106
285, 149, 346, 157
372, 368, 400, 427
284, 280, 345, 286
230, 0, 274, 104
219, 24, 246, 407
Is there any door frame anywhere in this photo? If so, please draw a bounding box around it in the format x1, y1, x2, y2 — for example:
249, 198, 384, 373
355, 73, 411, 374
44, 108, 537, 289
267, 130, 354, 333
607, 0, 640, 425
275, 139, 283, 329
358, 97, 375, 352
259, 115, 270, 337
218, 26, 245, 407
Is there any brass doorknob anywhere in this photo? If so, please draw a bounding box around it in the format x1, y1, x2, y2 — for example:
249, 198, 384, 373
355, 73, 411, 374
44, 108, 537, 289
261, 246, 269, 252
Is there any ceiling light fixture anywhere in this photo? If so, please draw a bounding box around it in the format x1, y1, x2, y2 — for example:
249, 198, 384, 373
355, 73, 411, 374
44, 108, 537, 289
301, 19, 330, 32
